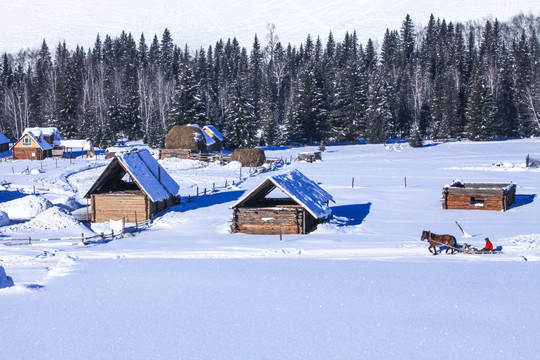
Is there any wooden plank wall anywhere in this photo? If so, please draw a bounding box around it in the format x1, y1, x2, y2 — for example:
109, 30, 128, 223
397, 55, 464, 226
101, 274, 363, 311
91, 194, 148, 222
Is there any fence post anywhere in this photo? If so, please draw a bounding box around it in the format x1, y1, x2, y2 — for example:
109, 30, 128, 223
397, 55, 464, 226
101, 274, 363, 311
526, 154, 529, 168
197, 187, 199, 196
29, 237, 31, 245
352, 177, 354, 188
81, 233, 85, 244
135, 211, 138, 230
213, 182, 215, 191
279, 227, 283, 242
33, 185, 36, 194
404, 176, 407, 188
204, 188, 207, 195
188, 195, 191, 202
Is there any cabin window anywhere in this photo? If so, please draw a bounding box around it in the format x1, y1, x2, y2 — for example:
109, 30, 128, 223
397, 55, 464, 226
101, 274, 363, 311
470, 197, 485, 206
22, 137, 31, 146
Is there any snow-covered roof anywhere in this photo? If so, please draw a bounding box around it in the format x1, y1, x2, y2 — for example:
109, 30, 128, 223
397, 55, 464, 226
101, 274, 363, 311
0, 131, 10, 144
19, 127, 63, 149
203, 125, 225, 142
20, 130, 52, 150
231, 169, 333, 219
85, 149, 179, 202
59, 139, 93, 150
189, 124, 215, 147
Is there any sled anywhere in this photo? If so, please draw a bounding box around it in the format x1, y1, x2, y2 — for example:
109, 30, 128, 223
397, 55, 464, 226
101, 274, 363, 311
461, 244, 503, 254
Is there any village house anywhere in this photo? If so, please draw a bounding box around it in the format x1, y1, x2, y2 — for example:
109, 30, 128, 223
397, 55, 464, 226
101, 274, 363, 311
12, 127, 63, 160
84, 148, 179, 223
231, 169, 334, 234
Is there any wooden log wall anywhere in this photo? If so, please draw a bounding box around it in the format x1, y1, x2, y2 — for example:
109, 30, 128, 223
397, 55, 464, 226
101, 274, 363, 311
232, 206, 307, 234
442, 184, 516, 211
12, 148, 48, 160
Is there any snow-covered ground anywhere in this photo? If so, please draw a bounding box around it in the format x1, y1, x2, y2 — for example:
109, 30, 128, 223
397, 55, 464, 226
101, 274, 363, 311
1, 139, 540, 359
2, 0, 540, 53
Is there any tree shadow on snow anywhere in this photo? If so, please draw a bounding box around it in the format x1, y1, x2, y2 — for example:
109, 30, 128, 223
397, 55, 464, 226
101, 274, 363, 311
510, 194, 536, 209
330, 203, 371, 226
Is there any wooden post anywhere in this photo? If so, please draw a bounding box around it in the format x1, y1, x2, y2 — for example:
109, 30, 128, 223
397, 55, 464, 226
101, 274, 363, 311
12, 167, 14, 174
122, 216, 125, 234
82, 233, 85, 244
352, 177, 355, 188
526, 154, 529, 167
197, 187, 199, 196
239, 167, 242, 181
134, 211, 138, 230
279, 227, 283, 241
188, 195, 191, 202
404, 176, 407, 188
204, 188, 207, 195
86, 198, 89, 221
29, 237, 31, 245
213, 182, 215, 191
33, 185, 36, 194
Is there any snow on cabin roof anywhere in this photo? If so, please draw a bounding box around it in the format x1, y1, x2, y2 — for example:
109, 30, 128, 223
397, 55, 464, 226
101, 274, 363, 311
0, 131, 10, 144
115, 149, 180, 202
21, 130, 52, 150
188, 124, 215, 147
231, 169, 333, 219
85, 149, 179, 202
203, 125, 225, 141
23, 127, 63, 143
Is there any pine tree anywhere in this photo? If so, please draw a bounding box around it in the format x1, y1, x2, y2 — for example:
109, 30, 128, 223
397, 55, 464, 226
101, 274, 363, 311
168, 50, 207, 128
465, 66, 494, 140
224, 79, 257, 149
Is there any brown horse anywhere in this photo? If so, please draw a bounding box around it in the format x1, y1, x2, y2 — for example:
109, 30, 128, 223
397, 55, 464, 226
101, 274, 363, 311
421, 230, 457, 255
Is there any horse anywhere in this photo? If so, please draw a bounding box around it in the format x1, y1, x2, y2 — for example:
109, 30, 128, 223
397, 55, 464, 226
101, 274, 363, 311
421, 230, 457, 255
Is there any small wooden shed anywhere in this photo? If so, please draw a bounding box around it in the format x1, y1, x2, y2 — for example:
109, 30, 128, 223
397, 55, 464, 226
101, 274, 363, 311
298, 151, 322, 163
442, 181, 516, 211
84, 149, 179, 223
231, 170, 333, 234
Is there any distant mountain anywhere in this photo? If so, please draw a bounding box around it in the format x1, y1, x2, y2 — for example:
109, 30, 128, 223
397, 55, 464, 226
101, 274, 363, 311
2, 0, 539, 53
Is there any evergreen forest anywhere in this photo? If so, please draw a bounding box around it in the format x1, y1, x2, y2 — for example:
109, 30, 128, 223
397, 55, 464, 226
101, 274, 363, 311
1, 13, 540, 149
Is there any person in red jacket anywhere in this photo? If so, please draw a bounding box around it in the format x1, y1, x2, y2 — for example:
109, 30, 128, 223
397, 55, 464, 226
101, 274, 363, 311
481, 238, 494, 251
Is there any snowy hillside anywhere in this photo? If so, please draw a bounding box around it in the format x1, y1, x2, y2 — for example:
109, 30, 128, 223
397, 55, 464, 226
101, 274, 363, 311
1, 139, 540, 358
2, 0, 540, 53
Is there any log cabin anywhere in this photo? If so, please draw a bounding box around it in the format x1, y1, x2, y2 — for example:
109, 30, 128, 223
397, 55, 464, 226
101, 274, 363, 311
442, 180, 516, 211
231, 170, 333, 234
84, 149, 179, 223
12, 127, 63, 160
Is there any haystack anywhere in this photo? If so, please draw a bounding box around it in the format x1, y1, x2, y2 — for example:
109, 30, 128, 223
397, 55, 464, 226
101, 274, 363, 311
165, 125, 206, 151
230, 148, 266, 167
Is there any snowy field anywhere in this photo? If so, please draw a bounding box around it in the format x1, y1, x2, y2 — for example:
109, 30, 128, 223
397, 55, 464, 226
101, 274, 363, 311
1, 139, 540, 359
2, 0, 540, 53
